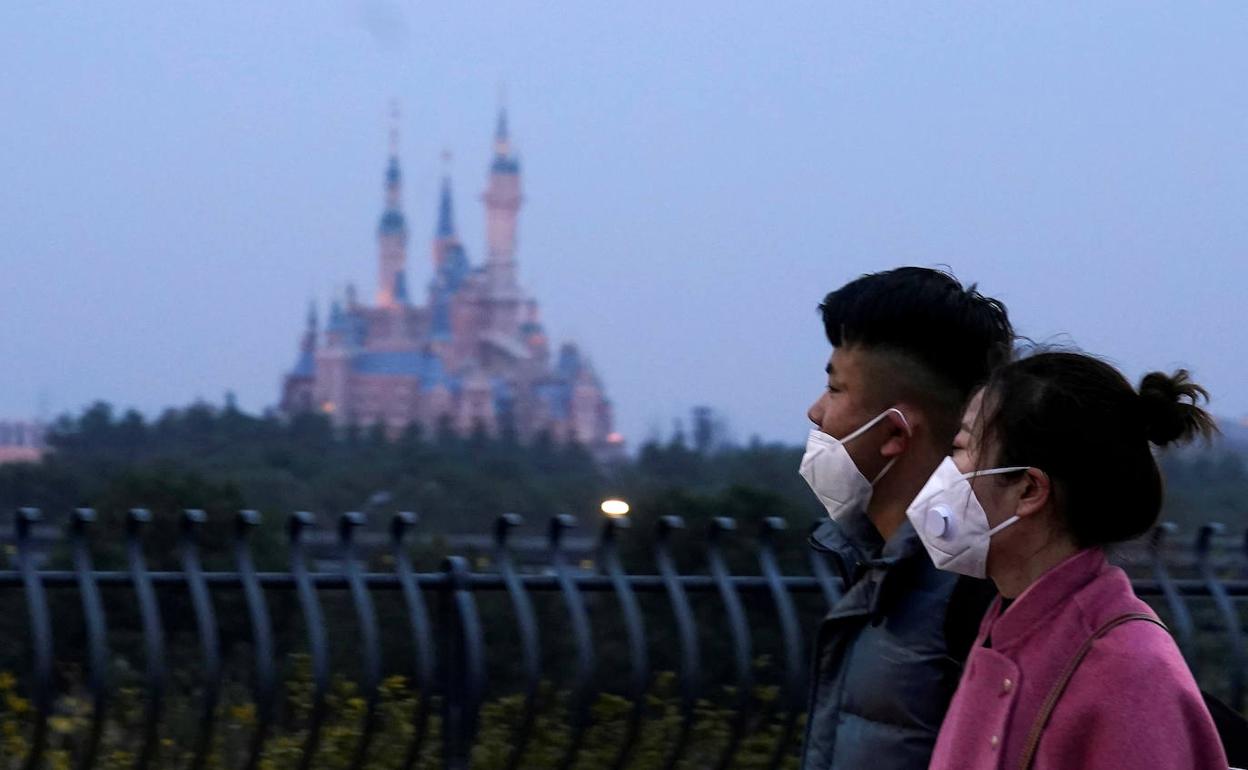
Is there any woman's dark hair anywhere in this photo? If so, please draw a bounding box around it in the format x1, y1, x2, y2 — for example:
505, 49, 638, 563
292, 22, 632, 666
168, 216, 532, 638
980, 351, 1217, 547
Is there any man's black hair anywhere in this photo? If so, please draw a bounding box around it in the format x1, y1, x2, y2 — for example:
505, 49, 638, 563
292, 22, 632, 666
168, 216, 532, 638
819, 266, 1014, 410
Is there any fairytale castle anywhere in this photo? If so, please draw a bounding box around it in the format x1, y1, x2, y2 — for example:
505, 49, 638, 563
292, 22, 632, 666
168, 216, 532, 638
280, 109, 620, 453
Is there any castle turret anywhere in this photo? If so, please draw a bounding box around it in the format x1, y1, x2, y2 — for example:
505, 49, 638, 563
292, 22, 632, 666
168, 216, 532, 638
279, 302, 319, 414
432, 166, 459, 271
377, 107, 408, 307
482, 107, 522, 292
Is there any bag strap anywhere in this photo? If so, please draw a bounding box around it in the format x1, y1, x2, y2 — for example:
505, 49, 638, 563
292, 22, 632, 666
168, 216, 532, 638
1018, 612, 1167, 770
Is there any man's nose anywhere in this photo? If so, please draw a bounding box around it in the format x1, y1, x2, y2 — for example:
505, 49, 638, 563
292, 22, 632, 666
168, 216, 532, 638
807, 397, 824, 427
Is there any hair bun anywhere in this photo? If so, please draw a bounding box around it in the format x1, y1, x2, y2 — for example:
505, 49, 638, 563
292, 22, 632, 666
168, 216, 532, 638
1138, 370, 1216, 447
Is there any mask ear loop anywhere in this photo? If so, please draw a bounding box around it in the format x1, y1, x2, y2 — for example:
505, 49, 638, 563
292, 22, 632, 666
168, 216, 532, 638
964, 466, 1032, 534
858, 408, 911, 484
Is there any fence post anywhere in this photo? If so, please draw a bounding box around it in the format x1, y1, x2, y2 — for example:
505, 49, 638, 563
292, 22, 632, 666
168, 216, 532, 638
180, 509, 221, 770
69, 508, 109, 770
1196, 523, 1246, 710
441, 555, 485, 770
16, 508, 51, 770
126, 508, 166, 770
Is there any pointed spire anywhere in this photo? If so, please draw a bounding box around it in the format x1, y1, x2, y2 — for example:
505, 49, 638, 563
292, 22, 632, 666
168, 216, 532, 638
436, 150, 456, 239
327, 299, 345, 332
380, 100, 405, 229
495, 107, 509, 147
298, 299, 318, 357
490, 104, 519, 175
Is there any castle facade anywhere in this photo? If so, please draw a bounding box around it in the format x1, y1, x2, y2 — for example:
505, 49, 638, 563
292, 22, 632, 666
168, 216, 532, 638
280, 110, 619, 452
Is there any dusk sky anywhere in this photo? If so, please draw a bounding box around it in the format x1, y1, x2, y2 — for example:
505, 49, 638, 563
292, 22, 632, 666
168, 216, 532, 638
3, 2, 1245, 444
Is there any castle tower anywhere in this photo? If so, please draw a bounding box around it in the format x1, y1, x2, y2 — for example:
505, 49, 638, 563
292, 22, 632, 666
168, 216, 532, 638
482, 107, 522, 293
431, 158, 459, 271
377, 106, 409, 307
299, 301, 318, 355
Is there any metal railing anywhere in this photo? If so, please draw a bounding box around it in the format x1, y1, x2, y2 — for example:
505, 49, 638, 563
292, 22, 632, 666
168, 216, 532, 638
3, 507, 1246, 770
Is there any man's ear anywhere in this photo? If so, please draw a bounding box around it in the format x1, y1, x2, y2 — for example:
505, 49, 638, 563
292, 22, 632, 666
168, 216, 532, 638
1016, 468, 1051, 519
878, 407, 913, 460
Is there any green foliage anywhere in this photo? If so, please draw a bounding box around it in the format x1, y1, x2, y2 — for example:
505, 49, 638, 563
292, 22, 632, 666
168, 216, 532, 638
0, 660, 801, 769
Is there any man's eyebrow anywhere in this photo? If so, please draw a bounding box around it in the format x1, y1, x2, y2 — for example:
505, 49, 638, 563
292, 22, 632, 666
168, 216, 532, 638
825, 362, 835, 376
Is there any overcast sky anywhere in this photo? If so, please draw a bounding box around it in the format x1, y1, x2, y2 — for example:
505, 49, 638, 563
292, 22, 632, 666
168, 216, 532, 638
2, 2, 1245, 444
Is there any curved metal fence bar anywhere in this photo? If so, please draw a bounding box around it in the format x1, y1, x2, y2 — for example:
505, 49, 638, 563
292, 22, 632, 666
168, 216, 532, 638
442, 555, 487, 770
390, 512, 436, 770
707, 516, 754, 770
16, 509, 52, 770
2, 509, 1247, 770
126, 509, 166, 770
179, 509, 222, 770
69, 509, 110, 770
1150, 522, 1197, 668
597, 516, 649, 770
1196, 523, 1246, 710
492, 513, 541, 770
807, 519, 842, 609
289, 511, 330, 770
234, 510, 276, 770
548, 514, 597, 770
654, 515, 701, 770
340, 512, 384, 770
758, 516, 804, 770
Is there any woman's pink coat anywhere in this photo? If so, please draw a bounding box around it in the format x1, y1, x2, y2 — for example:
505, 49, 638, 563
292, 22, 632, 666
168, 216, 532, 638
929, 547, 1226, 770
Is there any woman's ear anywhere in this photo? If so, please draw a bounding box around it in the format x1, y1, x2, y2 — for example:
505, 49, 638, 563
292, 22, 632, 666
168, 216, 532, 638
1016, 467, 1051, 519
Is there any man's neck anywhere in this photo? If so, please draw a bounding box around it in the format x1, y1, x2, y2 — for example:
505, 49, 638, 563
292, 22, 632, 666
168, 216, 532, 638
865, 499, 909, 541
865, 450, 939, 541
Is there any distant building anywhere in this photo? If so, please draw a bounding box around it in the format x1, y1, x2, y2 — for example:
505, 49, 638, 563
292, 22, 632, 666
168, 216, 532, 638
281, 108, 621, 455
0, 421, 45, 464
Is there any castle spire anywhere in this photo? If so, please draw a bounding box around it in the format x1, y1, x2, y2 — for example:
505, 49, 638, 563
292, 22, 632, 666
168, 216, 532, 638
377, 101, 409, 307
436, 151, 456, 238
494, 107, 509, 154
483, 104, 522, 292
299, 300, 318, 353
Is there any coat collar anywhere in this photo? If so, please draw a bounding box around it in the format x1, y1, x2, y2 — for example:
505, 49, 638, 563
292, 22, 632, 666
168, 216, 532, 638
811, 514, 926, 619
984, 547, 1108, 651
809, 511, 884, 581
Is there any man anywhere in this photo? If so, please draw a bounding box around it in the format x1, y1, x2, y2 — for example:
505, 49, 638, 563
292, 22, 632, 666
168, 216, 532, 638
798, 267, 1013, 770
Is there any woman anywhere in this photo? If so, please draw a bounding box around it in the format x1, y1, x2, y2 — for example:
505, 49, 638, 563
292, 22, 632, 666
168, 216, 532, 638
908, 352, 1227, 770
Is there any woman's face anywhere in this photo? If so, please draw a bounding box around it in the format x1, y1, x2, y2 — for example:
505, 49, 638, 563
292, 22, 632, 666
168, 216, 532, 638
953, 388, 1022, 529
951, 390, 986, 476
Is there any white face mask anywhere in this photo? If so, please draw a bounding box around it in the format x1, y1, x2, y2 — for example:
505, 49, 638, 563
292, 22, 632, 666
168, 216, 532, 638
799, 408, 910, 523
906, 456, 1029, 578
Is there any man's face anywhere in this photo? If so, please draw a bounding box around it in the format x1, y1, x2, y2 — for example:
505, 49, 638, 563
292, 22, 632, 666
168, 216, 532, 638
807, 345, 894, 478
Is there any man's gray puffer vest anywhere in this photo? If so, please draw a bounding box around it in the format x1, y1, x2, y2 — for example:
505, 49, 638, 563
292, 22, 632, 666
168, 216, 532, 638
799, 514, 994, 770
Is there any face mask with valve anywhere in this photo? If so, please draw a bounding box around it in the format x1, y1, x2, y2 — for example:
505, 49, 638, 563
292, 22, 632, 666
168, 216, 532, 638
799, 408, 910, 524
905, 457, 1030, 578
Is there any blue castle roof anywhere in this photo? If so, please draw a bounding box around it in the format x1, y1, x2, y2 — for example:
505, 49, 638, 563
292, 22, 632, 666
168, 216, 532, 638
379, 208, 406, 235
290, 349, 315, 378
490, 156, 520, 175
350, 349, 457, 392
536, 380, 572, 420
